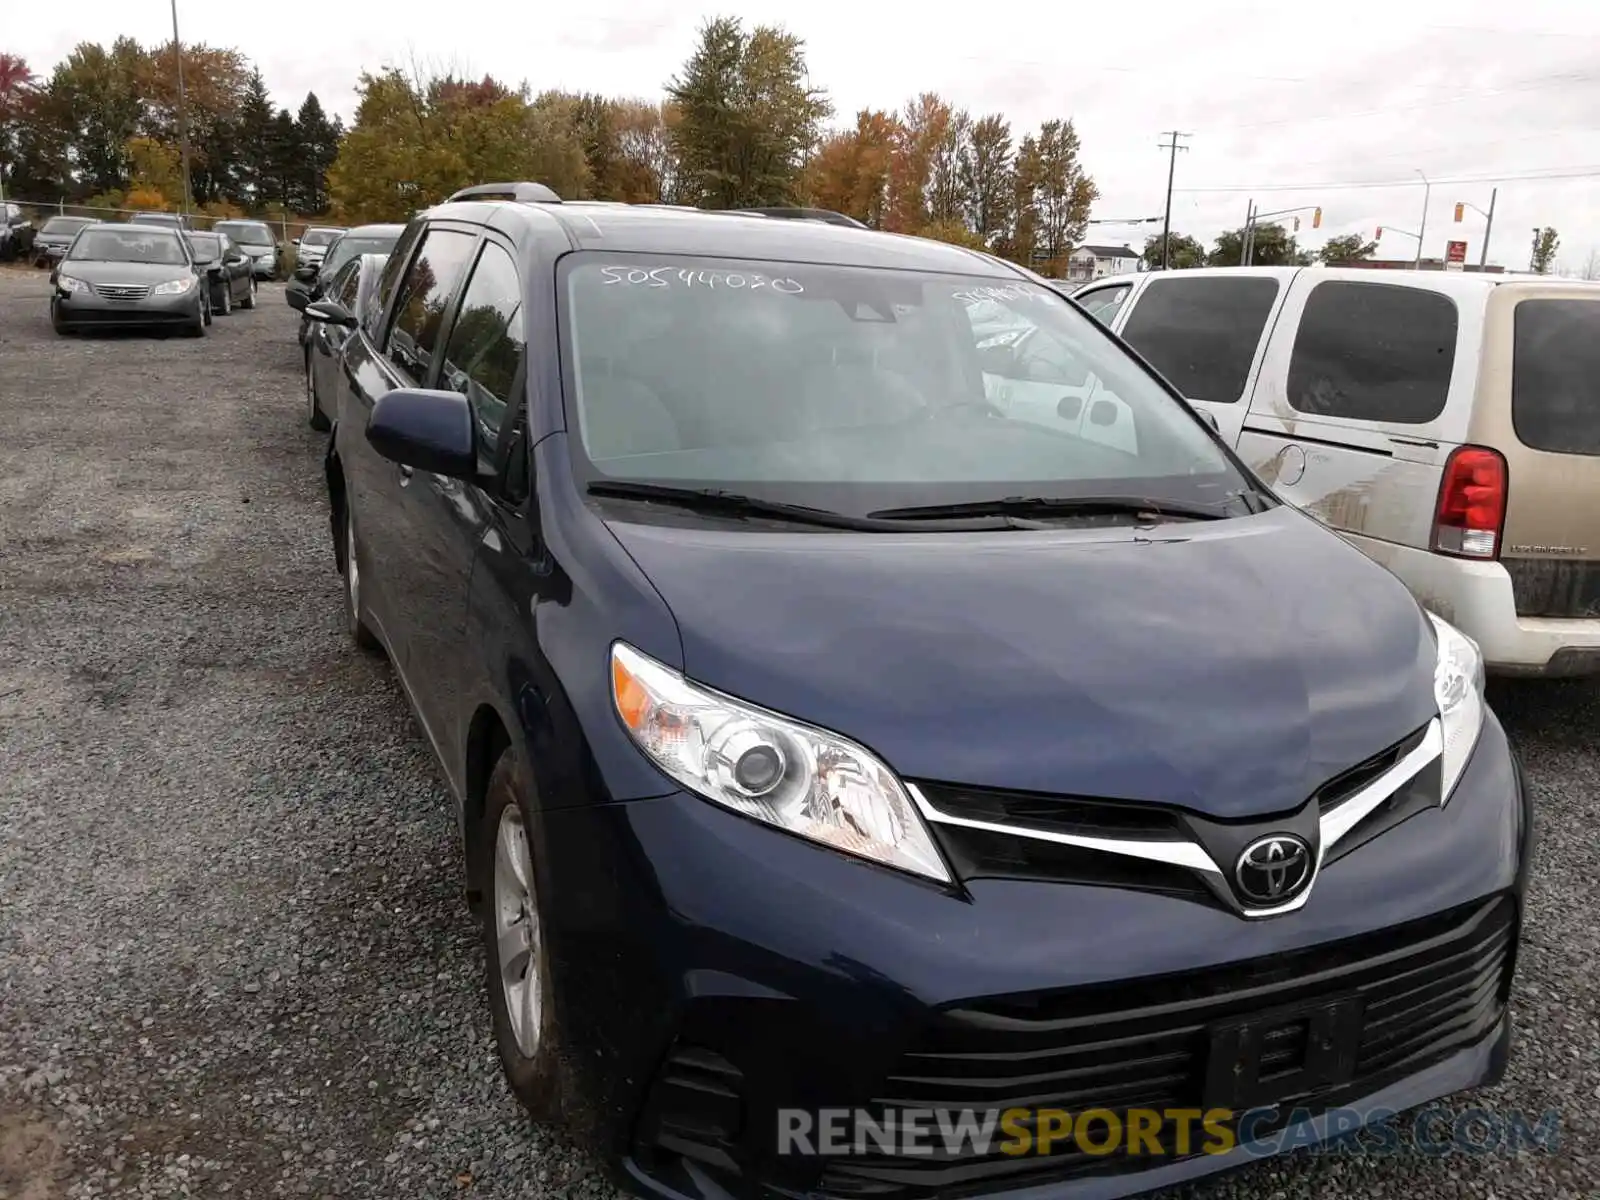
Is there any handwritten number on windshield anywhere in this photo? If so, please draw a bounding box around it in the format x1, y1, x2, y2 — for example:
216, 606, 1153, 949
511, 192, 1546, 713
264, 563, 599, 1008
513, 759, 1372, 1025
600, 266, 804, 294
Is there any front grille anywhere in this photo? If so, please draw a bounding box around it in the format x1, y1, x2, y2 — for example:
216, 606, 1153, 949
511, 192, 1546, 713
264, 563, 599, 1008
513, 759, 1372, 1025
95, 283, 152, 301
818, 896, 1513, 1199
1504, 557, 1600, 619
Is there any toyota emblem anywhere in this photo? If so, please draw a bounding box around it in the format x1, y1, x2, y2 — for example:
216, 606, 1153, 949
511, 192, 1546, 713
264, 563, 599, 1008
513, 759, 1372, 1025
1234, 834, 1314, 906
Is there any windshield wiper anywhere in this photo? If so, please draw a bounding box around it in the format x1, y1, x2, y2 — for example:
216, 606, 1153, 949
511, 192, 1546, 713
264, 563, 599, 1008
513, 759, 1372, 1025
589, 481, 1024, 532
866, 494, 1237, 523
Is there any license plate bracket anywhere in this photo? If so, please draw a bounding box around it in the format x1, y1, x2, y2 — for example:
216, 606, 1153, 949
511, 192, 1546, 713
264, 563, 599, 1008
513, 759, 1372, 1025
1203, 994, 1365, 1111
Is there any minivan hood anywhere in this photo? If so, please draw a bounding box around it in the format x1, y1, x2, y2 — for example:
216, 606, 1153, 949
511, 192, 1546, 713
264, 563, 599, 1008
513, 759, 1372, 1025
61, 261, 194, 285
604, 506, 1439, 819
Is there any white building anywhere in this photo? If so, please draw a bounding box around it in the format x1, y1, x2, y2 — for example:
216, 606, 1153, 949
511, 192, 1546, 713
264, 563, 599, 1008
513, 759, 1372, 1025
1065, 244, 1142, 282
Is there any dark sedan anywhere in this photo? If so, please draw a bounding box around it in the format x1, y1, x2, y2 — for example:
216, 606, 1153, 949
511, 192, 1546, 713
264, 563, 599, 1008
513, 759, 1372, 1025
214, 219, 282, 279
288, 223, 403, 333
303, 251, 386, 431
31, 215, 96, 268
51, 224, 209, 336
185, 231, 257, 315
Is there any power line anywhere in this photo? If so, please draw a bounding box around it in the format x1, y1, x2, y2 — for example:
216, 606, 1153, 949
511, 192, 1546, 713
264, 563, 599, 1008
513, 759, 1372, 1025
1174, 165, 1600, 196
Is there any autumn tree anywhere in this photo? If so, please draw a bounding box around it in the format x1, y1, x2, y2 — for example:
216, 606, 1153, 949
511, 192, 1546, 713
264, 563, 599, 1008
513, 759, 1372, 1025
666, 16, 831, 208
804, 109, 896, 227
0, 53, 34, 193
886, 93, 953, 232
1317, 232, 1378, 264
1016, 119, 1096, 270
1141, 232, 1205, 270
1530, 227, 1559, 274
960, 115, 1013, 249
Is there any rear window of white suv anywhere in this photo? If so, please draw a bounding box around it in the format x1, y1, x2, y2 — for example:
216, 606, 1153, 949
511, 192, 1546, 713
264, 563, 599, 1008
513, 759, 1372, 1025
1512, 298, 1600, 456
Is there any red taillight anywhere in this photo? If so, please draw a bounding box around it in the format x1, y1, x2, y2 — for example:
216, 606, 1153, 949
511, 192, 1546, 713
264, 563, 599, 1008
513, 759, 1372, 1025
1432, 445, 1507, 559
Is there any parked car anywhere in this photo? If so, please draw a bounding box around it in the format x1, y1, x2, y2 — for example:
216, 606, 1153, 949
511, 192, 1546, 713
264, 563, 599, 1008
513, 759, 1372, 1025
0, 202, 35, 262
303, 252, 385, 431
306, 187, 1529, 1200
184, 231, 257, 315
293, 225, 345, 272
51, 223, 209, 336
287, 223, 404, 320
213, 219, 282, 279
31, 215, 96, 267
1071, 266, 1600, 677
127, 212, 193, 232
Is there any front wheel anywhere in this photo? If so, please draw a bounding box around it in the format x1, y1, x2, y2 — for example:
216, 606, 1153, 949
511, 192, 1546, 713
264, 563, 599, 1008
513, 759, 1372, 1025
241, 277, 257, 310
480, 749, 566, 1121
218, 282, 232, 316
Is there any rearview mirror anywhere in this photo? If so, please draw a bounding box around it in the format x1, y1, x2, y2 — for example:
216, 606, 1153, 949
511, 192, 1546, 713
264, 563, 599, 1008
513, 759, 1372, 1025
304, 299, 357, 328
366, 388, 476, 480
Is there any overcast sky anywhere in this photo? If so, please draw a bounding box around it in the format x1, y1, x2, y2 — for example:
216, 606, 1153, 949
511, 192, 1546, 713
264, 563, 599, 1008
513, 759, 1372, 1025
15, 0, 1600, 270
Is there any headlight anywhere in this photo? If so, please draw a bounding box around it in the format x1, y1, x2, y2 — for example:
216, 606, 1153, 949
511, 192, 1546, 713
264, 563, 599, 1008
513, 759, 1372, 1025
56, 275, 89, 294
153, 277, 195, 295
610, 642, 951, 883
1429, 611, 1485, 802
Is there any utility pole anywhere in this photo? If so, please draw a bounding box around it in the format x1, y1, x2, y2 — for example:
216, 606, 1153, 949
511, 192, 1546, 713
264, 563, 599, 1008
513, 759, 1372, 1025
1157, 131, 1190, 270
1479, 187, 1496, 268
1240, 199, 1255, 266
1413, 170, 1429, 269
170, 0, 193, 215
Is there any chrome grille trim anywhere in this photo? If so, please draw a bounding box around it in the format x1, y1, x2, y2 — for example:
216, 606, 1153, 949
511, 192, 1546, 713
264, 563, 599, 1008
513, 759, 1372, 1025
909, 717, 1443, 919
95, 284, 152, 301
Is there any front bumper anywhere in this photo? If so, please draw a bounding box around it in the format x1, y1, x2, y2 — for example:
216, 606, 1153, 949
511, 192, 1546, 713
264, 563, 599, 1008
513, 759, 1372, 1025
532, 712, 1530, 1200
247, 253, 278, 279
53, 286, 203, 327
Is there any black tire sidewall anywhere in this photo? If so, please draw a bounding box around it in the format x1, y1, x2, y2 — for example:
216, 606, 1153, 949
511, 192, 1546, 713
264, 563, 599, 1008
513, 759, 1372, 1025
479, 749, 565, 1120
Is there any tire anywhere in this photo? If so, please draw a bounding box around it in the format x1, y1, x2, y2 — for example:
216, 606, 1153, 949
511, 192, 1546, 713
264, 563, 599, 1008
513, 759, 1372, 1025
218, 282, 232, 316
202, 295, 213, 327
479, 747, 566, 1121
306, 350, 330, 431
241, 277, 257, 310
187, 314, 206, 337
341, 504, 382, 652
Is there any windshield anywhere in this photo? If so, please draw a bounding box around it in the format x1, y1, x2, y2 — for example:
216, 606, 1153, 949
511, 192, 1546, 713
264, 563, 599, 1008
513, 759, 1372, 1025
42, 217, 92, 236
559, 254, 1251, 516
217, 222, 273, 247
185, 234, 221, 261
68, 229, 189, 266
322, 235, 396, 276
301, 228, 341, 246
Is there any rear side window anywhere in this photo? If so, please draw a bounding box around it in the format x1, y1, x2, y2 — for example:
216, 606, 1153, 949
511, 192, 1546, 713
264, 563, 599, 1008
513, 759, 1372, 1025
1120, 276, 1280, 403
366, 219, 426, 340
1077, 284, 1131, 326
1512, 299, 1600, 455
383, 228, 479, 383
1287, 282, 1457, 424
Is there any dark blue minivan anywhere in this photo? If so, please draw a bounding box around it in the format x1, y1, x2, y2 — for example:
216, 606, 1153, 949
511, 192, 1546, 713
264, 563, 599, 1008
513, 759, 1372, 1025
307, 185, 1531, 1200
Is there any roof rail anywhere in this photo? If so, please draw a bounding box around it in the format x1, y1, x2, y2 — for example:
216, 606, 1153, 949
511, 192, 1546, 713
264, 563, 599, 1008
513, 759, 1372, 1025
725, 206, 868, 229
446, 181, 562, 204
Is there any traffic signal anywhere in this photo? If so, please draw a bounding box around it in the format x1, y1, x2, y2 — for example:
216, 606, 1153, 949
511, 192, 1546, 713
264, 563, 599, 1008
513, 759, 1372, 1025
1293, 216, 1301, 231
1376, 226, 1384, 239
1454, 202, 1464, 223
1312, 207, 1322, 229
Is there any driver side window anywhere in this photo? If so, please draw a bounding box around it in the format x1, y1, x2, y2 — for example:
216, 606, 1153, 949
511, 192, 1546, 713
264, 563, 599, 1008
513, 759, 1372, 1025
963, 297, 1138, 454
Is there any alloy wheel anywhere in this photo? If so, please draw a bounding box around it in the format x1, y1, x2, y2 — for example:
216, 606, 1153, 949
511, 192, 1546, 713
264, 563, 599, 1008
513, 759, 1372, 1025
345, 511, 361, 621
493, 803, 543, 1059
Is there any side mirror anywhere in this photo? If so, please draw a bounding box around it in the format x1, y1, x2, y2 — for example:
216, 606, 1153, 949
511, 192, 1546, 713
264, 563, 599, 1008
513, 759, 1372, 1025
366, 388, 476, 480
292, 238, 301, 246
304, 299, 357, 328
1192, 406, 1220, 434
287, 289, 309, 312
294, 265, 317, 282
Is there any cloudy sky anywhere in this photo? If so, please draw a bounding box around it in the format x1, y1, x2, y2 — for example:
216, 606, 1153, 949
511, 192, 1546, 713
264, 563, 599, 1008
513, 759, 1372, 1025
15, 0, 1600, 270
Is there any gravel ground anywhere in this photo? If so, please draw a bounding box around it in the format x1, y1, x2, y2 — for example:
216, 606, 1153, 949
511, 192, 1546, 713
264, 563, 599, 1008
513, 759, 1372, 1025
0, 265, 1594, 1200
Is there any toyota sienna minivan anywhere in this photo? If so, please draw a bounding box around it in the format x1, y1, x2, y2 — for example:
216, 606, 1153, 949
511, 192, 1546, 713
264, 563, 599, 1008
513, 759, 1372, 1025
309, 185, 1533, 1200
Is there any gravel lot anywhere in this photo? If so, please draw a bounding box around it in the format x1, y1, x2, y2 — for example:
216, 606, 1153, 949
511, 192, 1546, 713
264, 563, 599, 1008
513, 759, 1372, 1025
0, 265, 1594, 1200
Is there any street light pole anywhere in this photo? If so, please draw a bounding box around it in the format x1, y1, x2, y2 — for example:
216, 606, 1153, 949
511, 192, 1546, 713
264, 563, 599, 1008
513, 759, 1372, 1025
1157, 131, 1189, 270
1414, 170, 1429, 269
1479, 187, 1496, 268
170, 0, 193, 215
